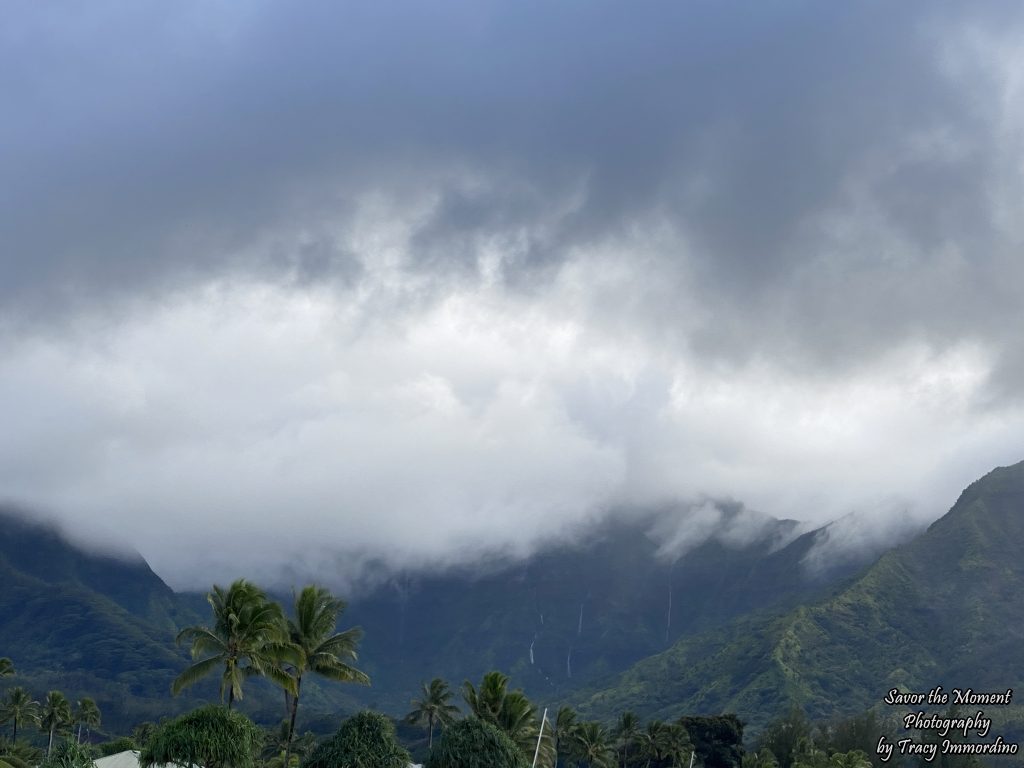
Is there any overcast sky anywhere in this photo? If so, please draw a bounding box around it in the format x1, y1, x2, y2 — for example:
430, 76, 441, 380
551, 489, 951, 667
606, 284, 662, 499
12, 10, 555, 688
3, 1, 1024, 589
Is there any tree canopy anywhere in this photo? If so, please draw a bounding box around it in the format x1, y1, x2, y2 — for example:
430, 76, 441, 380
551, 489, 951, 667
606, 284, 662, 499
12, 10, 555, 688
140, 704, 263, 768
425, 717, 528, 768
300, 711, 410, 768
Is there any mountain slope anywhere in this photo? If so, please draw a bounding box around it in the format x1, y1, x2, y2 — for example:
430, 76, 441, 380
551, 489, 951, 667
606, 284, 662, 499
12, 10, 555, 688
341, 505, 880, 712
577, 461, 1024, 736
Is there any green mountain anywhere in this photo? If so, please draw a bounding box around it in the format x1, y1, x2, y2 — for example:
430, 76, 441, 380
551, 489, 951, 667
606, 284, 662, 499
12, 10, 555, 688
0, 510, 198, 734
2, 501, 868, 734
334, 504, 884, 713
577, 461, 1024, 742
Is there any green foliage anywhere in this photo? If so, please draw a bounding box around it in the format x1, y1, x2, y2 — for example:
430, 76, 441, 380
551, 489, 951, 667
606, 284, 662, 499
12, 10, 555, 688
280, 586, 369, 768
405, 678, 460, 750
173, 580, 290, 707
757, 710, 811, 768
41, 691, 73, 756
40, 740, 94, 768
743, 749, 780, 768
141, 704, 263, 768
97, 737, 136, 756
425, 717, 528, 768
73, 697, 100, 743
462, 671, 552, 765
1, 687, 40, 742
679, 714, 743, 768
0, 660, 13, 679
300, 710, 410, 768
570, 721, 616, 767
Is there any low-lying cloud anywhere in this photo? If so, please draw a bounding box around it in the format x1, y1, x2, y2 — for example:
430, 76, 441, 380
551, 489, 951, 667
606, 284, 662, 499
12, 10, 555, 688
2, 1, 1024, 588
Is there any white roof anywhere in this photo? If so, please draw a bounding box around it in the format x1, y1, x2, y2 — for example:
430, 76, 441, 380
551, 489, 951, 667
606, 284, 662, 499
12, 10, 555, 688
94, 750, 191, 768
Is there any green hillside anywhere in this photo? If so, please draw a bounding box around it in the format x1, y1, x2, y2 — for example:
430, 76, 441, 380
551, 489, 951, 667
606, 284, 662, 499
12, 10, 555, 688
577, 461, 1024, 743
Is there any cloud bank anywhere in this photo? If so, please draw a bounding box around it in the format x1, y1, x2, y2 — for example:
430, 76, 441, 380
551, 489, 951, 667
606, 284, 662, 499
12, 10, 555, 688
2, 1, 1024, 587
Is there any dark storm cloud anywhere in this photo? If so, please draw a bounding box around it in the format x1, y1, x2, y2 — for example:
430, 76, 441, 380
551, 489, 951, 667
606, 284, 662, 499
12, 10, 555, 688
6, 1, 1022, 330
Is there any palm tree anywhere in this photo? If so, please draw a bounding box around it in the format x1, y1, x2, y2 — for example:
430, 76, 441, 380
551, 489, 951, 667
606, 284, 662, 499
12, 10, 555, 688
279, 585, 369, 768
73, 698, 101, 744
462, 671, 509, 723
263, 720, 316, 768
552, 706, 578, 764
614, 711, 640, 768
462, 672, 553, 767
0, 660, 13, 680
0, 688, 39, 742
40, 691, 72, 756
173, 579, 291, 709
572, 721, 616, 768
661, 724, 693, 767
405, 678, 460, 750
638, 720, 672, 768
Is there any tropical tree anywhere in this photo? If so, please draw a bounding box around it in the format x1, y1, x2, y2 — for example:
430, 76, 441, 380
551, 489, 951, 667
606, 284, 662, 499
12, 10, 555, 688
0, 661, 13, 680
39, 740, 93, 768
614, 712, 640, 768
131, 722, 158, 749
0, 688, 40, 742
0, 738, 42, 768
173, 579, 292, 709
405, 678, 460, 750
462, 672, 553, 767
462, 671, 509, 724
551, 706, 578, 764
279, 585, 369, 768
743, 750, 780, 768
141, 705, 263, 768
425, 717, 528, 768
572, 721, 616, 768
40, 692, 72, 757
262, 720, 315, 768
638, 720, 675, 768
300, 711, 409, 768
828, 751, 871, 768
73, 699, 100, 744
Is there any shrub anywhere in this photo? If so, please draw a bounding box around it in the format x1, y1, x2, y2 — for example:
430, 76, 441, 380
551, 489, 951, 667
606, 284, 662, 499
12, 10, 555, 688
140, 705, 263, 768
301, 711, 410, 768
426, 718, 528, 768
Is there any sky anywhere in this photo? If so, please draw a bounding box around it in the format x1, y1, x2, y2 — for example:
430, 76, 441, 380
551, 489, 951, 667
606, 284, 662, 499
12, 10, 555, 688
2, 1, 1024, 589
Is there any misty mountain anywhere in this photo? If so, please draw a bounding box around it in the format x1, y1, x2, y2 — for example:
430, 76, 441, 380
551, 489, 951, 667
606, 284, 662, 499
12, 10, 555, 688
577, 460, 1024, 740
314, 502, 892, 712
0, 500, 876, 731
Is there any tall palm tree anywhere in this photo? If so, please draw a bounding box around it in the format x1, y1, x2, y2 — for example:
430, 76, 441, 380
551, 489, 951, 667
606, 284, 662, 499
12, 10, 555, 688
172, 579, 291, 709
0, 688, 39, 742
73, 698, 101, 744
280, 586, 369, 768
614, 711, 640, 768
40, 691, 72, 756
405, 678, 460, 750
572, 721, 616, 768
552, 706, 578, 764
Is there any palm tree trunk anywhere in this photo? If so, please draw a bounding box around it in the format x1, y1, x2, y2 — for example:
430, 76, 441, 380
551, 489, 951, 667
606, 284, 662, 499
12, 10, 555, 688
227, 686, 235, 711
283, 675, 303, 768
428, 712, 435, 750
48, 724, 55, 756
78, 723, 83, 743
12, 717, 17, 742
